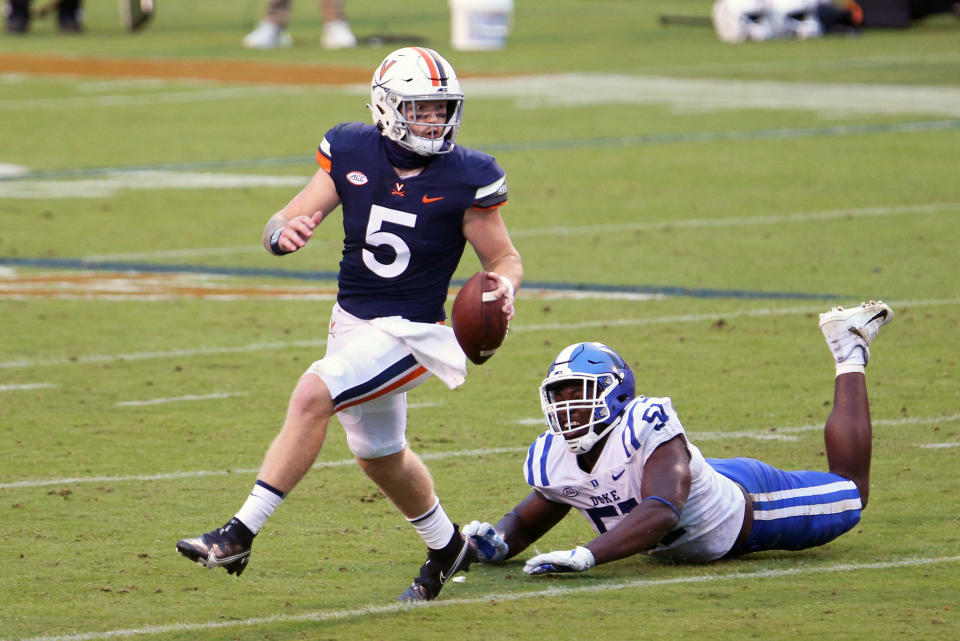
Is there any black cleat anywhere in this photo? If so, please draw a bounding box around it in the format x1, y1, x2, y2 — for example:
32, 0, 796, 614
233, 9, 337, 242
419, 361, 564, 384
397, 525, 474, 602
176, 517, 254, 577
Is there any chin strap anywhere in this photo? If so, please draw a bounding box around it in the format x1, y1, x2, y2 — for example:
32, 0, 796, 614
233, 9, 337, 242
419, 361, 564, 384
565, 414, 622, 455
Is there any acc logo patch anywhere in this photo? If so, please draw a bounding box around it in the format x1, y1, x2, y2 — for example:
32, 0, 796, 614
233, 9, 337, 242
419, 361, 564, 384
562, 487, 579, 498
346, 171, 368, 186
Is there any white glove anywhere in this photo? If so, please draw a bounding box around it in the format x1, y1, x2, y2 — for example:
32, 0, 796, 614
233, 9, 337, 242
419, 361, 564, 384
523, 546, 595, 575
462, 520, 508, 563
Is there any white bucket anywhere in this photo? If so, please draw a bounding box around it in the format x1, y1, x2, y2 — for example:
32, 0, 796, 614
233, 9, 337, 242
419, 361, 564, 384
449, 0, 513, 51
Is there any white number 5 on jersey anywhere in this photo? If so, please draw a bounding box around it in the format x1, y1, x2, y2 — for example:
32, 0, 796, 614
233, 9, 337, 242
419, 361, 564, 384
362, 205, 416, 278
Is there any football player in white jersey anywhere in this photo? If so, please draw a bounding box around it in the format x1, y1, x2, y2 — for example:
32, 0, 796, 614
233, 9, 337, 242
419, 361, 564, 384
176, 47, 522, 602
465, 302, 892, 575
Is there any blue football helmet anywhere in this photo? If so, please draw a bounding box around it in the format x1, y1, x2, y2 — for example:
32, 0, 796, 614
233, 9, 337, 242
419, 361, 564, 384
540, 342, 636, 454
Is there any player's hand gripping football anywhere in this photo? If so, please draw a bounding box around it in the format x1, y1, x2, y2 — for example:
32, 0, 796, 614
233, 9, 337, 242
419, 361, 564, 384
486, 271, 515, 321
272, 211, 325, 254
462, 520, 508, 563
523, 546, 595, 575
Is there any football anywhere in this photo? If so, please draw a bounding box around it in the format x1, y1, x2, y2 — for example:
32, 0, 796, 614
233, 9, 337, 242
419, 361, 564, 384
452, 271, 509, 365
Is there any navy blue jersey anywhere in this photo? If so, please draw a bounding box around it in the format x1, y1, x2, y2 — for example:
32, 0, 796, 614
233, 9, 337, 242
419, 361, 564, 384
318, 122, 508, 323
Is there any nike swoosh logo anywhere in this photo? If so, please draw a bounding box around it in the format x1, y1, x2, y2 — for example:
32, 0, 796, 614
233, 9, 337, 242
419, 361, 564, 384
612, 470, 625, 481
439, 540, 469, 584
422, 195, 444, 203
868, 310, 887, 323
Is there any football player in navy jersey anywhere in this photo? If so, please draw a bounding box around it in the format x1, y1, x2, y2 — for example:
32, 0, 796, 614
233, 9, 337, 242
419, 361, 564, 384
464, 302, 892, 575
177, 47, 522, 602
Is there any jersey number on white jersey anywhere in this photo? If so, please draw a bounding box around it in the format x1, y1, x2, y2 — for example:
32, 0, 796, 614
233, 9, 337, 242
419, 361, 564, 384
587, 497, 638, 533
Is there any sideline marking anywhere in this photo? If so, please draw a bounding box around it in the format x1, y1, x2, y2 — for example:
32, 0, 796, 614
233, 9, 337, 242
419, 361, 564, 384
0, 52, 371, 86
0, 271, 342, 301
115, 392, 242, 407
0, 257, 837, 301
9, 555, 960, 641
3, 414, 957, 490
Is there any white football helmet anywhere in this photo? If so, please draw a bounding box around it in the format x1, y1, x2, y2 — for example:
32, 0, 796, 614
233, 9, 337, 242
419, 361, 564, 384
769, 0, 823, 39
368, 47, 464, 156
712, 0, 777, 42
540, 342, 636, 455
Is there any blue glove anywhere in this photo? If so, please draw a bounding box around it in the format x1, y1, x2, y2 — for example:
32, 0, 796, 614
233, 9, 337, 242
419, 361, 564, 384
462, 520, 508, 563
523, 546, 595, 575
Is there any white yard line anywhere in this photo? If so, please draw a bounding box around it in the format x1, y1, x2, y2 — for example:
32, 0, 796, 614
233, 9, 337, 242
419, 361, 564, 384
4, 297, 960, 370
0, 170, 307, 199
115, 392, 243, 407
0, 382, 56, 391
655, 51, 960, 75
0, 338, 327, 370
8, 72, 960, 118
515, 297, 960, 333
9, 555, 960, 641
690, 414, 960, 442
64, 201, 956, 260
461, 74, 960, 117
3, 414, 957, 490
0, 446, 525, 489
509, 202, 960, 238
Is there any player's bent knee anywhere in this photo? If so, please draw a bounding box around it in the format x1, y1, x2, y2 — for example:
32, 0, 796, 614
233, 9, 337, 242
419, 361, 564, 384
289, 373, 335, 422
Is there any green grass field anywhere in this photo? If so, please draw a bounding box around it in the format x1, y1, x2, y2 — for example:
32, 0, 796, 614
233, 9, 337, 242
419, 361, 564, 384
1, 1, 959, 639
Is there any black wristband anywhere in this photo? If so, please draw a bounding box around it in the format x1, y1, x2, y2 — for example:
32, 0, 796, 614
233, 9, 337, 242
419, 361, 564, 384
269, 227, 290, 256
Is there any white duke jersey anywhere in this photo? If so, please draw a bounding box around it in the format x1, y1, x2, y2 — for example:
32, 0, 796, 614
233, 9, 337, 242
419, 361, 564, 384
317, 122, 508, 323
524, 396, 745, 562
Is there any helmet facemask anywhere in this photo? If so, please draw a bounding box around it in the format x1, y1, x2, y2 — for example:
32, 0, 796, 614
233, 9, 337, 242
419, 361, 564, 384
394, 94, 463, 155
538, 342, 635, 455
541, 373, 624, 455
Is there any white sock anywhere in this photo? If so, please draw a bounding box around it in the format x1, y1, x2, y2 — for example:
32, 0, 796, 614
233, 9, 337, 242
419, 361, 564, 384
836, 345, 867, 377
407, 498, 455, 550
234, 480, 286, 535
836, 362, 865, 376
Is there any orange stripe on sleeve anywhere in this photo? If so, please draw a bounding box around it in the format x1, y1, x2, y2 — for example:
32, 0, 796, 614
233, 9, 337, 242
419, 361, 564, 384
472, 200, 507, 211
316, 150, 332, 173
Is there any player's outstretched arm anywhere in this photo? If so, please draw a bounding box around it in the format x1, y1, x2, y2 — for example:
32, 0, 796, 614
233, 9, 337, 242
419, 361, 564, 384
468, 490, 570, 562
262, 168, 341, 255
524, 437, 690, 576
463, 206, 523, 319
